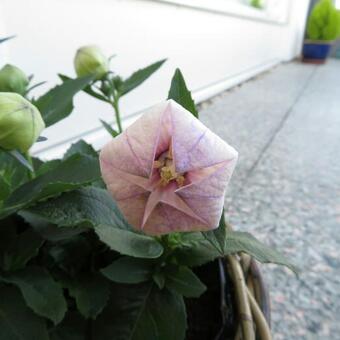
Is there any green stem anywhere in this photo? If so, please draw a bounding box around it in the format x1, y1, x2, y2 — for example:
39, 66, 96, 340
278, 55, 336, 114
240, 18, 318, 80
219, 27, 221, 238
25, 152, 35, 179
111, 91, 123, 133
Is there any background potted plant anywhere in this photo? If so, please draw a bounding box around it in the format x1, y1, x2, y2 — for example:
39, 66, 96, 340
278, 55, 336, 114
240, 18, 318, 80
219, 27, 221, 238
303, 0, 340, 64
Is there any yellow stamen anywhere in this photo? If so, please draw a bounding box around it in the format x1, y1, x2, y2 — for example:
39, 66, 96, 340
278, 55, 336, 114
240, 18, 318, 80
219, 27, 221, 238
153, 160, 163, 169
154, 145, 185, 187
176, 175, 185, 187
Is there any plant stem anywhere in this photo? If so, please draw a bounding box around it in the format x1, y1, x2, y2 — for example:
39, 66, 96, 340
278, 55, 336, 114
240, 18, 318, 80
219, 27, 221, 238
25, 151, 35, 179
111, 91, 123, 133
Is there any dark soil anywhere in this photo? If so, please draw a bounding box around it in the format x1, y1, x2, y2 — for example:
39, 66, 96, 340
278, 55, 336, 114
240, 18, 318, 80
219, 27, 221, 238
185, 260, 237, 340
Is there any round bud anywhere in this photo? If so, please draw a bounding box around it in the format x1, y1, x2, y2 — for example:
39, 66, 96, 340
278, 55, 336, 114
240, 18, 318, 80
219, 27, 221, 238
0, 64, 29, 95
0, 93, 45, 152
74, 45, 109, 80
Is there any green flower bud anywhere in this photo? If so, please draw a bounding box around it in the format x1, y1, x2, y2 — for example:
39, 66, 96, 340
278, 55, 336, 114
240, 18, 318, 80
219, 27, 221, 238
74, 45, 109, 80
0, 64, 29, 95
0, 93, 45, 152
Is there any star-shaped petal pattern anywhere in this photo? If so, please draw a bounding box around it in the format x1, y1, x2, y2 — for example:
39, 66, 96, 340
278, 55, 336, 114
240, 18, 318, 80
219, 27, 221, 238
100, 100, 238, 235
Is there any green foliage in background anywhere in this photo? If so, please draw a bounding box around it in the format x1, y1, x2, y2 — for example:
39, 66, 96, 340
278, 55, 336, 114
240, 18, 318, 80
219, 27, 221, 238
307, 0, 340, 41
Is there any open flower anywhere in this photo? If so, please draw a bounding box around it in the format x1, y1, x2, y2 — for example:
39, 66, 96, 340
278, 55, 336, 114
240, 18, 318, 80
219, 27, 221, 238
100, 100, 238, 235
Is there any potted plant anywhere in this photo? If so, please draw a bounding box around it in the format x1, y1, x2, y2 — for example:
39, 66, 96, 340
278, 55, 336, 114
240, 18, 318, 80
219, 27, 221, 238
303, 0, 340, 64
0, 45, 297, 340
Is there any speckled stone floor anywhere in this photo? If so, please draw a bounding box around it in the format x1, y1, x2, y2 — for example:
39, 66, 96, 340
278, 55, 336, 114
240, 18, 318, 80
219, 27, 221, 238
199, 60, 340, 340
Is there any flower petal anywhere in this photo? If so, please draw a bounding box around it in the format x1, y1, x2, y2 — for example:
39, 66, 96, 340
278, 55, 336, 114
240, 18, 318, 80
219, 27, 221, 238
168, 100, 238, 174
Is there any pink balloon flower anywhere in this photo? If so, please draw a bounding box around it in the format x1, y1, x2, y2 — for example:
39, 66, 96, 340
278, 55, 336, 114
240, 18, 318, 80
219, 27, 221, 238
100, 100, 238, 235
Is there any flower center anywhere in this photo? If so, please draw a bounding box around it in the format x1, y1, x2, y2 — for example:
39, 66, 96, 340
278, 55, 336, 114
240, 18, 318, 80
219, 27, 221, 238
153, 147, 185, 187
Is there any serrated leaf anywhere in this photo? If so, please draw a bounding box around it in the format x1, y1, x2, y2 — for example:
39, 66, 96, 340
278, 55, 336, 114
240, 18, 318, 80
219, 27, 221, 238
0, 285, 49, 340
0, 153, 100, 219
95, 224, 163, 259
22, 187, 130, 229
2, 229, 44, 271
165, 266, 206, 298
100, 119, 119, 138
101, 257, 153, 284
35, 75, 94, 127
67, 273, 110, 319
21, 211, 87, 241
202, 212, 227, 255
0, 266, 67, 324
35, 159, 62, 176
173, 239, 220, 267
120, 59, 166, 95
93, 283, 186, 340
63, 140, 98, 159
168, 68, 198, 118
59, 73, 109, 103
224, 231, 298, 274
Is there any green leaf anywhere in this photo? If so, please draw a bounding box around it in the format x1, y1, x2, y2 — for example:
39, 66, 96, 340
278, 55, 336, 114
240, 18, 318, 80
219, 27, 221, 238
93, 283, 187, 340
0, 176, 10, 202
168, 68, 198, 118
0, 153, 100, 218
0, 285, 49, 340
63, 140, 98, 159
0, 266, 67, 324
35, 75, 94, 127
0, 150, 30, 191
165, 266, 206, 298
21, 211, 87, 241
173, 239, 220, 267
58, 74, 109, 103
35, 159, 62, 176
2, 229, 44, 271
120, 59, 166, 95
22, 187, 130, 229
48, 235, 92, 273
202, 212, 227, 255
49, 311, 87, 340
95, 224, 163, 259
101, 257, 153, 284
67, 273, 110, 319
224, 231, 299, 274
100, 119, 119, 138
152, 272, 165, 289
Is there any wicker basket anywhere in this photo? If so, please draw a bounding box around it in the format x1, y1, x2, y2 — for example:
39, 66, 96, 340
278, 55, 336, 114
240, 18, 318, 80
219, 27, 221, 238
225, 254, 272, 340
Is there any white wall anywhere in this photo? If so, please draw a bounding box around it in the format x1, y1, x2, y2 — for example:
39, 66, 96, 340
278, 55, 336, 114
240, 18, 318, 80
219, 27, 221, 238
0, 0, 310, 158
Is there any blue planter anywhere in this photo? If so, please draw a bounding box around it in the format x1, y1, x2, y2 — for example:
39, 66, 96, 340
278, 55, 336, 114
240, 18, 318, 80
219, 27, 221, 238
302, 40, 333, 64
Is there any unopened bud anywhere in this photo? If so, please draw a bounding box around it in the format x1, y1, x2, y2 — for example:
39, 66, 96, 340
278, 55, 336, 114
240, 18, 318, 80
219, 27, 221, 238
74, 45, 109, 80
0, 64, 29, 95
0, 93, 45, 152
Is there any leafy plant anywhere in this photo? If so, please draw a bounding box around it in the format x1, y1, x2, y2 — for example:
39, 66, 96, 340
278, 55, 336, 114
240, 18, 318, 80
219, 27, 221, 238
0, 44, 297, 339
60, 47, 166, 135
307, 0, 340, 41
